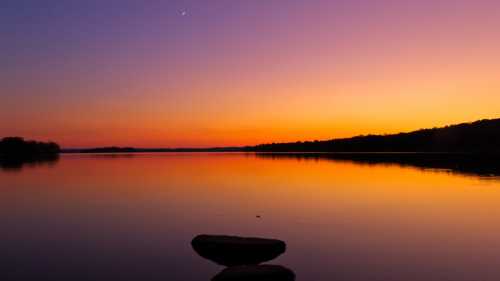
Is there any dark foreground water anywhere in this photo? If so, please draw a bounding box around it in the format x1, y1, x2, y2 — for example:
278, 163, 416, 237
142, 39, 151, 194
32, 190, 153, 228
2, 153, 500, 281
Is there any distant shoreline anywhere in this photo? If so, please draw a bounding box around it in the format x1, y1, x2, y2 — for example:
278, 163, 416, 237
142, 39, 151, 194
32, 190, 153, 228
60, 147, 246, 154
5, 117, 500, 155
62, 118, 500, 154
60, 150, 499, 155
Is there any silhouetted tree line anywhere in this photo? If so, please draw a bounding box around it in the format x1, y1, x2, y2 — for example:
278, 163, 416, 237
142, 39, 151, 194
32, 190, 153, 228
77, 147, 137, 153
249, 119, 500, 153
71, 147, 243, 153
0, 137, 60, 156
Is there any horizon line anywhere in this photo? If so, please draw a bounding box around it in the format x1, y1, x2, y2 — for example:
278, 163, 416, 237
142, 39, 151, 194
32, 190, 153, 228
57, 117, 499, 151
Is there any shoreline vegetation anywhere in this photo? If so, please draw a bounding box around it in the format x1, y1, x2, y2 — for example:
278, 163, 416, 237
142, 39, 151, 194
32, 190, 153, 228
0, 137, 60, 170
59, 118, 500, 154
2, 118, 500, 176
0, 137, 60, 157
2, 118, 499, 155
250, 118, 500, 153
62, 146, 243, 153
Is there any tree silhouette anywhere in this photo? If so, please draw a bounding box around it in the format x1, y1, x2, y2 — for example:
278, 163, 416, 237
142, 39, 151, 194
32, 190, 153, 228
248, 118, 500, 153
0, 137, 60, 156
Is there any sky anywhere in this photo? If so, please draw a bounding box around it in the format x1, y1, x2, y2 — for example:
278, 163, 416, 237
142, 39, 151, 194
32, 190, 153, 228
2, 0, 500, 148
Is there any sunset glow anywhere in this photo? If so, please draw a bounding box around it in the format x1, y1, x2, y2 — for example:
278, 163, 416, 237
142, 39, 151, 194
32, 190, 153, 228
2, 0, 500, 147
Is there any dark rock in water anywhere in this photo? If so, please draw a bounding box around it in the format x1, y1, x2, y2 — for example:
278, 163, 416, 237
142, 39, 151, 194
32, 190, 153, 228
191, 235, 286, 266
212, 265, 295, 281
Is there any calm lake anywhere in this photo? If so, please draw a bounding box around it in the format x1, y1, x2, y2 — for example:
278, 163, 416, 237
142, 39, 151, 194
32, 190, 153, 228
2, 153, 500, 281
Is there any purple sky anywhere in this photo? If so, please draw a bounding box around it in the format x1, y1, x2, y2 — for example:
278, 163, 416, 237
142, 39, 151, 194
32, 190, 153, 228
2, 0, 500, 147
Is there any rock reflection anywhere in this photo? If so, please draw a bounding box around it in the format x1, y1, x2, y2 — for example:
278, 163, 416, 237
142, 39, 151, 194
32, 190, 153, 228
212, 265, 295, 281
192, 234, 295, 281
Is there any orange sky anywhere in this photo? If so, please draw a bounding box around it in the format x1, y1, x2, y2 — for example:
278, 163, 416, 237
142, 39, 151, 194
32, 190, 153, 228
2, 1, 500, 147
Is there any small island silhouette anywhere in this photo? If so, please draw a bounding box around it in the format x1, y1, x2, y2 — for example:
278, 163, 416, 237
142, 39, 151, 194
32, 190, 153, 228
0, 137, 60, 170
0, 137, 60, 155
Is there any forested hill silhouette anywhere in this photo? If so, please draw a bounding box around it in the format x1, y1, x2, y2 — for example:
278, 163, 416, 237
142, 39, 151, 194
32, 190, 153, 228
249, 118, 500, 153
0, 137, 60, 156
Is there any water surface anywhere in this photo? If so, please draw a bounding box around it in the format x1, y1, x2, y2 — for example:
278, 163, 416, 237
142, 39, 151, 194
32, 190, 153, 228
2, 153, 500, 280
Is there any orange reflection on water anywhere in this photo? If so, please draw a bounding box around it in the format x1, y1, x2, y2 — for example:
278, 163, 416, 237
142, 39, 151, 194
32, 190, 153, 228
2, 153, 500, 281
